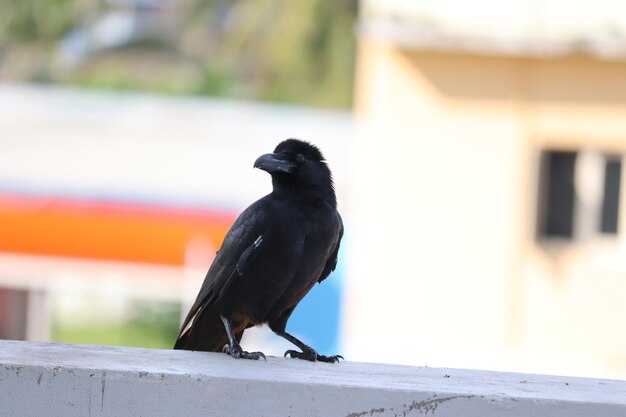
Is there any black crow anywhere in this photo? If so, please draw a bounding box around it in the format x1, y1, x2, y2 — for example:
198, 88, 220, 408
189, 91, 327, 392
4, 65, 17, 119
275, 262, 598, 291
174, 139, 343, 363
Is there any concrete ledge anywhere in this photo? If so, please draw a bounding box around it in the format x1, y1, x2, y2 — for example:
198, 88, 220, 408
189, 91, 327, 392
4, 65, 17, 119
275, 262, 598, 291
1, 340, 625, 417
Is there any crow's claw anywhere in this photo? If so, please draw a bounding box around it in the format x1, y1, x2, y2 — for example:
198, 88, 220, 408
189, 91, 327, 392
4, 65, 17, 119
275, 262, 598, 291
318, 354, 344, 363
222, 344, 266, 361
244, 351, 266, 361
284, 349, 343, 363
284, 349, 314, 361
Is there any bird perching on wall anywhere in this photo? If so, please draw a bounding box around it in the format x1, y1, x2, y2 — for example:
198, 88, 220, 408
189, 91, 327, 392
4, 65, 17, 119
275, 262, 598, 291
174, 139, 344, 363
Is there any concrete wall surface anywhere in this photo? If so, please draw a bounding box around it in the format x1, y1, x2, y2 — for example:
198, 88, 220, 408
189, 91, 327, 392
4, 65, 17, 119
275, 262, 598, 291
1, 340, 625, 417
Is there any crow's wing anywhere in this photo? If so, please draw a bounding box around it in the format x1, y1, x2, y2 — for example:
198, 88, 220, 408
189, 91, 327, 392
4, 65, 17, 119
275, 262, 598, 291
318, 212, 344, 283
175, 201, 269, 343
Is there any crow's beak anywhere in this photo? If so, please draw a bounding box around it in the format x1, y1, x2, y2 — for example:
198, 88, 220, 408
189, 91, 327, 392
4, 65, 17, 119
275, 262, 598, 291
254, 153, 296, 174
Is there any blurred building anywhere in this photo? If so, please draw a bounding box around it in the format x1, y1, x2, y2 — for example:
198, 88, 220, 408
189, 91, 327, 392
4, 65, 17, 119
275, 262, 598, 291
348, 0, 626, 378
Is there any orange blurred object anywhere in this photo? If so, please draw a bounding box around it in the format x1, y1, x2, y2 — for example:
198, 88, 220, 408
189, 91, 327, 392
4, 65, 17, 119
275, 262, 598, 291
0, 193, 235, 266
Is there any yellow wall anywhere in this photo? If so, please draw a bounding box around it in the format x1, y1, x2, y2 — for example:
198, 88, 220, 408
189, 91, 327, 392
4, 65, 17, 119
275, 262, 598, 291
349, 37, 626, 378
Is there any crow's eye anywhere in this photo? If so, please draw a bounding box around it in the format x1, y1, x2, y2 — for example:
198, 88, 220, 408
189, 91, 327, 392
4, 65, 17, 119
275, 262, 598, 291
296, 153, 305, 163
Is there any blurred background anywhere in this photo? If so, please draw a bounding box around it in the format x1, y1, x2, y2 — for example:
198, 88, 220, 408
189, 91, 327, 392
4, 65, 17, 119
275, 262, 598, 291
1, 0, 626, 380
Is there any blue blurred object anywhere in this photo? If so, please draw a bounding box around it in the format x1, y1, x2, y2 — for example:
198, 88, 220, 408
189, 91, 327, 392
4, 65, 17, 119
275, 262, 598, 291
57, 0, 177, 68
286, 250, 345, 355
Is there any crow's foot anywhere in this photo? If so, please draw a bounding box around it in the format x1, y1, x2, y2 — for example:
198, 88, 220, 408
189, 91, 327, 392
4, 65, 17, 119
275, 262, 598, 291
284, 349, 343, 363
222, 343, 266, 361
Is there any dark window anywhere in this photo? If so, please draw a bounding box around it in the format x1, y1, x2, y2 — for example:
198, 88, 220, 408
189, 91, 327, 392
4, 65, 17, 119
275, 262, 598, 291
600, 156, 622, 234
538, 151, 577, 238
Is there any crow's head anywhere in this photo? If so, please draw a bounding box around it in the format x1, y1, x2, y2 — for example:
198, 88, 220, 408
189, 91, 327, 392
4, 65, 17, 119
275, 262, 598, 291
254, 139, 335, 205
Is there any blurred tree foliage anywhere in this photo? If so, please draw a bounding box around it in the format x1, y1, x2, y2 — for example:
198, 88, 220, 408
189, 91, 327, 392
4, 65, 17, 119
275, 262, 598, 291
52, 300, 182, 349
0, 0, 82, 42
0, 0, 357, 108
